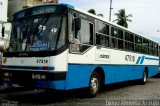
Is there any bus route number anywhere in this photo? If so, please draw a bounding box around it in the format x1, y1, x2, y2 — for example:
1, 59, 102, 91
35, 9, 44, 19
36, 59, 48, 64
125, 55, 135, 62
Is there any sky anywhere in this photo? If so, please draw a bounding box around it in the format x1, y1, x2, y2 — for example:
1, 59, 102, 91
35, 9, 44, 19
59, 0, 160, 43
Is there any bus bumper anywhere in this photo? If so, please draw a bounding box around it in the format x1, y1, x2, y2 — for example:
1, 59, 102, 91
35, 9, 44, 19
2, 70, 66, 90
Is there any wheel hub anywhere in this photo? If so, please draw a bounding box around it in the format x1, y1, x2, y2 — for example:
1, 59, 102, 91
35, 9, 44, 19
90, 77, 99, 94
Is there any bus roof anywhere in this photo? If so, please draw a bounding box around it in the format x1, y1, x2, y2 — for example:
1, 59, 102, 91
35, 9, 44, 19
14, 3, 158, 43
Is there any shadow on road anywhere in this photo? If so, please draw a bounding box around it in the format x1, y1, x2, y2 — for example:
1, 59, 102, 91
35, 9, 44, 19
3, 89, 90, 105
0, 78, 156, 105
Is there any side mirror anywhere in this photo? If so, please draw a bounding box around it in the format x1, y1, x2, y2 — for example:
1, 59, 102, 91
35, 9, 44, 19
2, 26, 5, 37
75, 18, 81, 31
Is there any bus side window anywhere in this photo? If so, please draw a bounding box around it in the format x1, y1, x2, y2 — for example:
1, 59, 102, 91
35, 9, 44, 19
125, 32, 134, 51
96, 33, 109, 47
111, 27, 118, 48
95, 20, 109, 48
77, 20, 93, 45
70, 20, 93, 53
135, 35, 142, 53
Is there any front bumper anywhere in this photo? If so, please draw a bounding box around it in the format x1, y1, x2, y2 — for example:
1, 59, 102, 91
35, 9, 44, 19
2, 70, 66, 90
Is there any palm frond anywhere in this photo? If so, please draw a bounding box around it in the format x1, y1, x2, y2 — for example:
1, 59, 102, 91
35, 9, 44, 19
114, 9, 132, 28
126, 19, 132, 22
113, 19, 119, 22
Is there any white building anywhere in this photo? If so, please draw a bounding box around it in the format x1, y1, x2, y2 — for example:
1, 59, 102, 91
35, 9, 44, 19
0, 0, 8, 22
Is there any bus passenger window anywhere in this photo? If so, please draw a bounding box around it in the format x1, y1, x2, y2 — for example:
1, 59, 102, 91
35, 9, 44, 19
96, 34, 109, 47
112, 38, 117, 48
77, 20, 93, 45
111, 27, 118, 37
96, 21, 109, 35
118, 39, 123, 49
70, 19, 93, 53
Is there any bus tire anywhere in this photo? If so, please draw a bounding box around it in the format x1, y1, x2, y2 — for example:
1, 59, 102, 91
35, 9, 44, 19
140, 70, 148, 85
88, 72, 100, 97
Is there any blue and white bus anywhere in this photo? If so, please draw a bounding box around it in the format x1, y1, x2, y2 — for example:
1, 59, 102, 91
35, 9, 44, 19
1, 4, 159, 97
158, 43, 160, 69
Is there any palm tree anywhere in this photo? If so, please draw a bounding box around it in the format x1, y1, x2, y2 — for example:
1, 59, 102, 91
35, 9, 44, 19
97, 14, 103, 17
88, 9, 103, 17
88, 9, 96, 15
113, 9, 132, 28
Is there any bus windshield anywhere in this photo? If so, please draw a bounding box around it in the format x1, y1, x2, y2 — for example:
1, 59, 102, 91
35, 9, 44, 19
9, 15, 66, 52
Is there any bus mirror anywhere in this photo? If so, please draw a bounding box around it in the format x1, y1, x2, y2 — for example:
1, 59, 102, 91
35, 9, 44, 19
2, 26, 5, 37
75, 18, 81, 31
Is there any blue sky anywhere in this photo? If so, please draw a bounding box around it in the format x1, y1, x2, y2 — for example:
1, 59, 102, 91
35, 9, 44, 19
59, 0, 160, 42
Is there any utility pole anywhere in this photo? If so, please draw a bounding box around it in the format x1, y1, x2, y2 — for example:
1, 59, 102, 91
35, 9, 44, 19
109, 0, 113, 21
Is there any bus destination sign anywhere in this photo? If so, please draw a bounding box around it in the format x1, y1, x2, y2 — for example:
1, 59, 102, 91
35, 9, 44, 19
32, 6, 56, 15
14, 5, 65, 19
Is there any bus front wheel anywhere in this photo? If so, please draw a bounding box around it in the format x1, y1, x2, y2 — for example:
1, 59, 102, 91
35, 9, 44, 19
88, 72, 100, 97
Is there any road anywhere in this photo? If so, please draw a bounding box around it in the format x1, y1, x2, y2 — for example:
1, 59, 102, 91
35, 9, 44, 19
0, 74, 160, 106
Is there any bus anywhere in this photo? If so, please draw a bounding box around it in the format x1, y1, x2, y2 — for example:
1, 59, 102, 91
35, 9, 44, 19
1, 4, 159, 97
159, 45, 160, 70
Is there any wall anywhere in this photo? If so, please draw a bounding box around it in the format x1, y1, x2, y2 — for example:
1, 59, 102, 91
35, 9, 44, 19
0, 0, 8, 22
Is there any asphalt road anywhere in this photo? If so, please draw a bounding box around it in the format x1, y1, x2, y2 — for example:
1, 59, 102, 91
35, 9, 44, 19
0, 74, 160, 106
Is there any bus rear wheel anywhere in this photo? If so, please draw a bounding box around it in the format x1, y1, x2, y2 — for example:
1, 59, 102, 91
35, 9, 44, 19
140, 71, 148, 85
88, 72, 100, 97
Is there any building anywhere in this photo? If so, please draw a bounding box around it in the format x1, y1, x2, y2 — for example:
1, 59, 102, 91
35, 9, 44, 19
8, 0, 58, 21
0, 0, 8, 22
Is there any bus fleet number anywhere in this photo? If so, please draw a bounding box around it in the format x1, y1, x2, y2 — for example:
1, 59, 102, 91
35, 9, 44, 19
125, 55, 135, 62
36, 59, 48, 64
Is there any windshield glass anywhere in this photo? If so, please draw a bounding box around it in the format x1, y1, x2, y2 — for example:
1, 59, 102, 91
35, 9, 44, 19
9, 15, 66, 52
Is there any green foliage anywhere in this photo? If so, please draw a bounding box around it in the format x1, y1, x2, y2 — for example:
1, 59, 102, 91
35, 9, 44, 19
113, 9, 132, 28
88, 9, 96, 15
88, 9, 103, 17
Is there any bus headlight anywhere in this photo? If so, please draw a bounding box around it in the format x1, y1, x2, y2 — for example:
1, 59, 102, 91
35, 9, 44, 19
2, 57, 7, 64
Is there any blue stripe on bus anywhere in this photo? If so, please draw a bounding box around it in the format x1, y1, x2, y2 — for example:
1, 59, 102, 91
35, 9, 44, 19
140, 56, 145, 64
145, 57, 159, 61
136, 56, 159, 64
136, 57, 141, 64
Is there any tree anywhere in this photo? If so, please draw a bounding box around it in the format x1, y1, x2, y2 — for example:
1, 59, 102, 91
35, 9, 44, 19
88, 9, 96, 15
88, 9, 103, 17
113, 9, 132, 28
97, 14, 103, 17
